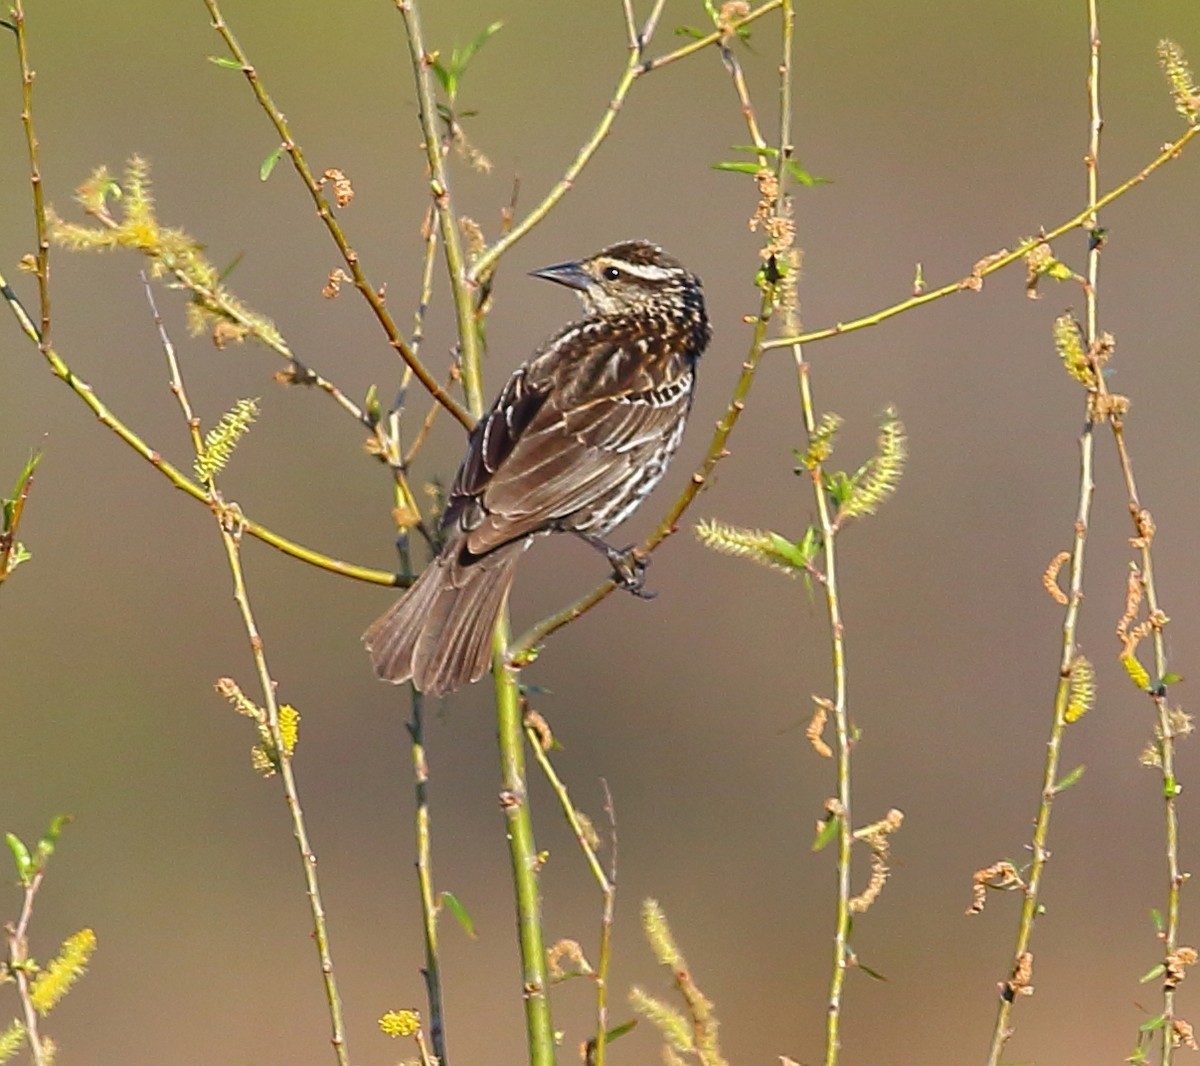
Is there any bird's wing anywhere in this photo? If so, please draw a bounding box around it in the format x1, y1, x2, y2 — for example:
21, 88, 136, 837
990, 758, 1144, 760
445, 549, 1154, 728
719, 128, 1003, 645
449, 322, 692, 557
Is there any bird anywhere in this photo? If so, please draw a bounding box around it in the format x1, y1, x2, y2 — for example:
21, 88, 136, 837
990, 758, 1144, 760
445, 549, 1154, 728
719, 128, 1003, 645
364, 239, 711, 696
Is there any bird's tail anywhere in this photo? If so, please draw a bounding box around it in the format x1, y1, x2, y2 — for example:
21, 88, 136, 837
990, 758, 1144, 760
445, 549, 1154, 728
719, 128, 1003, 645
364, 537, 526, 696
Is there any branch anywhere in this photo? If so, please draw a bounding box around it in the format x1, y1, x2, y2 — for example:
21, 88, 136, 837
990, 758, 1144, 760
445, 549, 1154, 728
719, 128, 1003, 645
467, 0, 779, 283
0, 270, 401, 587
202, 0, 473, 431
763, 123, 1200, 352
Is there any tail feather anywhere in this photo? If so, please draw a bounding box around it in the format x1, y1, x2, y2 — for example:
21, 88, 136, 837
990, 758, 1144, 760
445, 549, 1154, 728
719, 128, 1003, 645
364, 538, 526, 696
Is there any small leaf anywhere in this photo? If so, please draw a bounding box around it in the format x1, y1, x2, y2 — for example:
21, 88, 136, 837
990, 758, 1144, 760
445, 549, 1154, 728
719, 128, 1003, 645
207, 55, 243, 70
259, 147, 283, 182
1054, 765, 1086, 792
457, 21, 503, 73
430, 59, 453, 97
216, 251, 245, 284
1151, 908, 1165, 933
35, 814, 70, 867
811, 817, 839, 852
5, 833, 32, 884
673, 25, 707, 39
712, 161, 764, 175
1139, 963, 1166, 984
857, 962, 889, 982
604, 1019, 638, 1044
730, 144, 781, 156
364, 384, 381, 425
440, 891, 476, 938
1139, 1013, 1168, 1033
1161, 672, 1184, 686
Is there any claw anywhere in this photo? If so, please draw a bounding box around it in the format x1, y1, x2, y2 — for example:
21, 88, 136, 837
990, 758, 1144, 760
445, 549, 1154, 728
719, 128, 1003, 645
574, 532, 657, 599
608, 546, 656, 599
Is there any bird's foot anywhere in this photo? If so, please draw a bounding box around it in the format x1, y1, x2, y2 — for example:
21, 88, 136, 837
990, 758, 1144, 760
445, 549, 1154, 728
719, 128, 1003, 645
574, 532, 657, 599
606, 544, 656, 600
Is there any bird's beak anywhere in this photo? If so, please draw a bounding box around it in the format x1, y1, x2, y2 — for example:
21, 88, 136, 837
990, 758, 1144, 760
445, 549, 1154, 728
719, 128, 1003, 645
529, 259, 591, 292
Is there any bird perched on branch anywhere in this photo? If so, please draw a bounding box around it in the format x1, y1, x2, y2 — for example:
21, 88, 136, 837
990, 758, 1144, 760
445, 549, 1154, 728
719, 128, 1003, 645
365, 240, 711, 695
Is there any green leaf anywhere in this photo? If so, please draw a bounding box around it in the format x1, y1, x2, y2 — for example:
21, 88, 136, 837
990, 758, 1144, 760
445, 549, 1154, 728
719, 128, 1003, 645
857, 962, 889, 981
795, 525, 820, 569
3, 450, 41, 533
435, 21, 502, 104
456, 21, 503, 73
5, 833, 32, 884
811, 817, 839, 852
11, 450, 41, 504
1053, 765, 1086, 792
440, 891, 476, 938
787, 161, 830, 186
1151, 908, 1165, 933
824, 470, 855, 508
259, 147, 283, 182
1139, 1013, 1168, 1033
604, 1019, 638, 1043
430, 58, 453, 97
1161, 672, 1184, 686
207, 55, 242, 70
712, 161, 765, 175
1139, 963, 1166, 984
35, 814, 71, 867
673, 25, 708, 39
216, 251, 245, 285
364, 384, 381, 426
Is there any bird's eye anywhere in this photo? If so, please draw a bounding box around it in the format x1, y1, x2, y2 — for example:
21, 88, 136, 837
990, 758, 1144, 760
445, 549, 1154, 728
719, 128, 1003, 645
602, 265, 623, 281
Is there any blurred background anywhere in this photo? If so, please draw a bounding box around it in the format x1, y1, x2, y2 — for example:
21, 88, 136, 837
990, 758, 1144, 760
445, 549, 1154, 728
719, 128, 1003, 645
3, 1, 1200, 1063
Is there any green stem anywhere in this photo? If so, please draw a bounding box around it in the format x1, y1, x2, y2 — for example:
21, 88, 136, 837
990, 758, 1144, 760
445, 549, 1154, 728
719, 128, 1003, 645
11, 0, 50, 346
396, 0, 485, 415
495, 628, 556, 1066
217, 513, 351, 1066
796, 355, 852, 1066
397, 4, 553, 1062
408, 692, 450, 1066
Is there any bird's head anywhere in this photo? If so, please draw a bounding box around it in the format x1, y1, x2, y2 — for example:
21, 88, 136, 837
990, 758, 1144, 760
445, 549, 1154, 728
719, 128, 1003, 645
530, 240, 704, 321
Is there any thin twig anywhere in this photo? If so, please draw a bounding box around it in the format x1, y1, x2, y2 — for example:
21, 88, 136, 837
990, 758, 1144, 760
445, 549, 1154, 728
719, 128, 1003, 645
11, 0, 49, 346
74, 187, 373, 430
395, 0, 486, 416
1, 269, 402, 587
408, 692, 450, 1066
142, 284, 351, 1066
796, 356, 853, 1066
202, 0, 472, 432
8, 869, 48, 1066
762, 123, 1200, 353
468, 0, 780, 283
984, 7, 1103, 1060
636, 0, 782, 75
217, 513, 352, 1066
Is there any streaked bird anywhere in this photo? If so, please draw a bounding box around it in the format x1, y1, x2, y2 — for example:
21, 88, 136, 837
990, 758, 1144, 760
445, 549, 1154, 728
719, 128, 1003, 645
364, 240, 711, 695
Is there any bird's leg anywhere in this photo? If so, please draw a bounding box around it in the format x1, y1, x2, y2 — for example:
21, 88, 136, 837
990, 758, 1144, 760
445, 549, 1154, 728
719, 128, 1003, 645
573, 532, 656, 600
